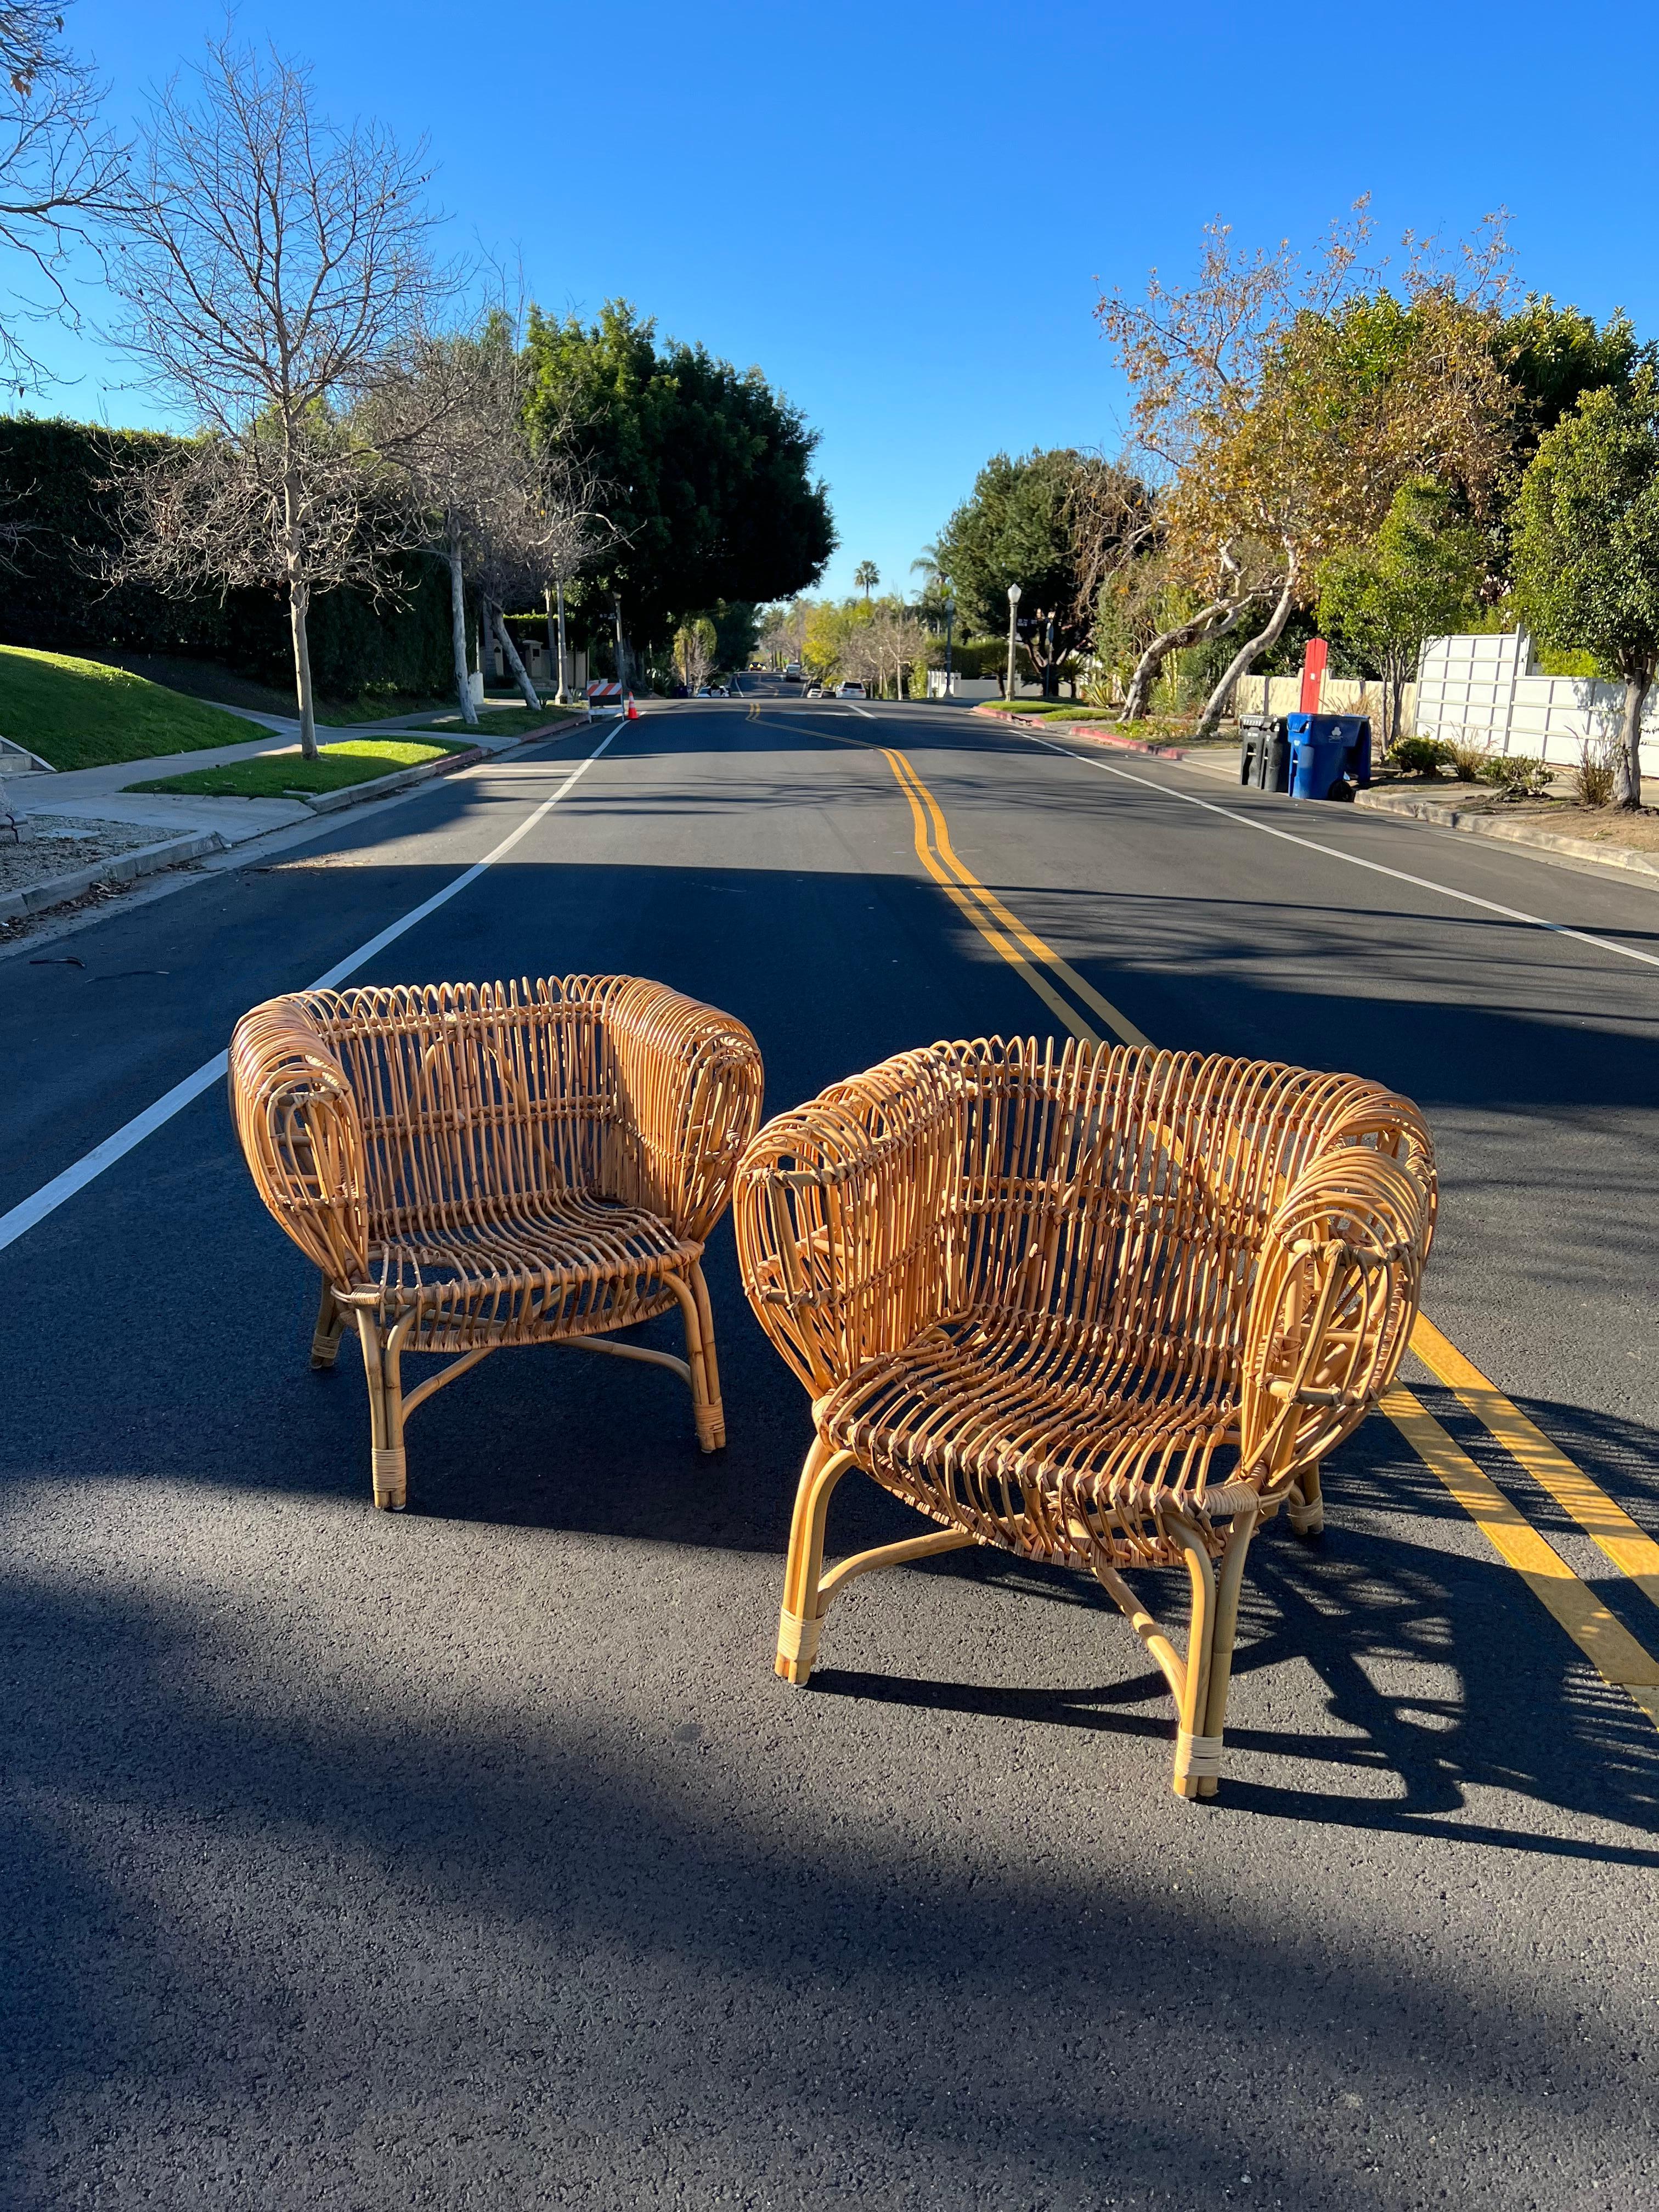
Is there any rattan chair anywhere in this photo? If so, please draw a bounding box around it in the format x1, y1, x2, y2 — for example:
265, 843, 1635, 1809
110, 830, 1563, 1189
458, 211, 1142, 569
735, 1037, 1435, 1798
230, 975, 764, 1509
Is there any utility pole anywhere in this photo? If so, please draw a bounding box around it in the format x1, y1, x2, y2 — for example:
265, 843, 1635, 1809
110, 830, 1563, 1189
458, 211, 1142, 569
944, 595, 955, 702
613, 594, 627, 696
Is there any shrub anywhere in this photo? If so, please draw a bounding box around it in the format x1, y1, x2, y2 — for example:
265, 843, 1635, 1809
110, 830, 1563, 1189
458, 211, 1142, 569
1574, 735, 1618, 808
1444, 733, 1492, 781
1391, 735, 1451, 777
1480, 753, 1553, 799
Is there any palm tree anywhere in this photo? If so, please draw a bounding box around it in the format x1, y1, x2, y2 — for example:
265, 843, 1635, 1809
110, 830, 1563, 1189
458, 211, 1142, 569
910, 541, 949, 593
854, 559, 879, 602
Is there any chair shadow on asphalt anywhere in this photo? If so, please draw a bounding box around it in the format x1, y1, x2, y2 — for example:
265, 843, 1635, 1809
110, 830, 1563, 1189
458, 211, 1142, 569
800, 1417, 1659, 1863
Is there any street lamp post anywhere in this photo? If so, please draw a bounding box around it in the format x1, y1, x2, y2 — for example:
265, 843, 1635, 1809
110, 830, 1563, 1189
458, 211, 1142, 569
546, 579, 571, 706
944, 595, 956, 702
1005, 582, 1022, 703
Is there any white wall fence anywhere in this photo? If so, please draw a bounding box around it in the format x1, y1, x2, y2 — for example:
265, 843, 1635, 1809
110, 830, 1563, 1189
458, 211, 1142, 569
1233, 674, 1403, 725
1414, 631, 1658, 773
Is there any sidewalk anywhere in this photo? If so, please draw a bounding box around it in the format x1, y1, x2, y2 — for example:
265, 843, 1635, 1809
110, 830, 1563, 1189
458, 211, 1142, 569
0, 703, 583, 934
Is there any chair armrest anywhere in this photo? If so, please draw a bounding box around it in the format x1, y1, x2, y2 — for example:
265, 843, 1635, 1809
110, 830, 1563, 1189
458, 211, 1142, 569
734, 1054, 964, 1399
592, 978, 764, 1243
228, 996, 370, 1286
1239, 1104, 1435, 1486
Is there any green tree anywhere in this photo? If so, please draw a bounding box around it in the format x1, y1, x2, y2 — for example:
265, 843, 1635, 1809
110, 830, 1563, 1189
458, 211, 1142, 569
854, 559, 879, 600
524, 300, 835, 657
1498, 297, 1648, 469
938, 449, 1094, 696
1317, 478, 1485, 749
1513, 373, 1659, 808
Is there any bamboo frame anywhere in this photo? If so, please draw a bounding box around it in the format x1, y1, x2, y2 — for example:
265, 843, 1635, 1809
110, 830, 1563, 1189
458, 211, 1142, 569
229, 975, 764, 1508
736, 1036, 1436, 1798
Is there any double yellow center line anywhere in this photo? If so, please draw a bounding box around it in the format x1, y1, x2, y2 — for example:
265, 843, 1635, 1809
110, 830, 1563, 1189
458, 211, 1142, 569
861, 726, 1659, 1736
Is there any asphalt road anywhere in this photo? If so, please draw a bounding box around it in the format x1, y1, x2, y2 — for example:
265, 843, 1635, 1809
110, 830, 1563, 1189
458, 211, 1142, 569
2, 686, 1656, 2210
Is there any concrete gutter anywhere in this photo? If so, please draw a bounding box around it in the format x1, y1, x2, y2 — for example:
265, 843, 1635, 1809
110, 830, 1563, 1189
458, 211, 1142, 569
0, 826, 228, 922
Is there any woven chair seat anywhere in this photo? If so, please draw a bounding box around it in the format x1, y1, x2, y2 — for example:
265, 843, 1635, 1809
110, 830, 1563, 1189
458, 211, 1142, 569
820, 1307, 1243, 1565
358, 1198, 704, 1347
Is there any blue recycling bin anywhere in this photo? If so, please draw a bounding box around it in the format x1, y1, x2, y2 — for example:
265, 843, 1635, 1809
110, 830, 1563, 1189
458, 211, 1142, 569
1287, 713, 1372, 799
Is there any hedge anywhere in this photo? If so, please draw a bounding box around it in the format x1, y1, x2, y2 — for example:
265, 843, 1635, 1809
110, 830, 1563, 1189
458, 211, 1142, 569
0, 414, 458, 699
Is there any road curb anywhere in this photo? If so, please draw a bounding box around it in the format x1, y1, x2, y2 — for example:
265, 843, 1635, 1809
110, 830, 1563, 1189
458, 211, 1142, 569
0, 826, 228, 922
299, 742, 487, 814
973, 707, 1224, 769
1354, 787, 1659, 887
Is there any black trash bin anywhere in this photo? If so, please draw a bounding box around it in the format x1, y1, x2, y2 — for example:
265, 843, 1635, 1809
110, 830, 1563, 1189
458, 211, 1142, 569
1238, 712, 1290, 792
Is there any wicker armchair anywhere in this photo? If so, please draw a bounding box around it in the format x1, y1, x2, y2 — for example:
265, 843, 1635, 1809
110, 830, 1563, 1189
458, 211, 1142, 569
735, 1037, 1435, 1798
230, 975, 764, 1510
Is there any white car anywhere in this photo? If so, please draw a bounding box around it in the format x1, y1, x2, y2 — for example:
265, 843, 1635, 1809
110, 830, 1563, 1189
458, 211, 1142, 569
804, 684, 823, 698
836, 681, 866, 699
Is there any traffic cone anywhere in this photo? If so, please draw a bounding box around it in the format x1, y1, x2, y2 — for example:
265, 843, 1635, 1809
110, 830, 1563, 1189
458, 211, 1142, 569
625, 692, 639, 720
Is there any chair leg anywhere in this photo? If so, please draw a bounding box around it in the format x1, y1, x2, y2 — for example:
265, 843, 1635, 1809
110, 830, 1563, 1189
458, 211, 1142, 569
311, 1276, 346, 1370
1287, 1463, 1324, 1536
1195, 1504, 1260, 1801
1168, 1523, 1217, 1801
776, 1438, 855, 1685
666, 1269, 723, 1453
689, 1263, 724, 1438
1165, 1505, 1260, 1800
354, 1311, 409, 1511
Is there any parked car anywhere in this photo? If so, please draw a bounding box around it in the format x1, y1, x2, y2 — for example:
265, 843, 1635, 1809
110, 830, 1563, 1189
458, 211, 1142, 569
836, 680, 866, 699
804, 684, 823, 698
707, 683, 728, 697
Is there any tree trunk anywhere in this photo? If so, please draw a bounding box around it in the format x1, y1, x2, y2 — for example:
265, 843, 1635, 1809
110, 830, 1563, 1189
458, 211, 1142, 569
289, 577, 318, 763
1615, 667, 1651, 809
489, 599, 541, 712
1119, 593, 1253, 723
446, 533, 478, 728
1194, 562, 1299, 737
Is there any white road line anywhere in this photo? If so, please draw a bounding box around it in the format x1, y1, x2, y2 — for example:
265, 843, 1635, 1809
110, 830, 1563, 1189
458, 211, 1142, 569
0, 723, 621, 1256
1026, 733, 1659, 975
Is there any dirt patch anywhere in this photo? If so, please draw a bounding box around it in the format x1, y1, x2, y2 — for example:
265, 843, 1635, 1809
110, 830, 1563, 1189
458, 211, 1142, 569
0, 812, 164, 898
1380, 778, 1659, 854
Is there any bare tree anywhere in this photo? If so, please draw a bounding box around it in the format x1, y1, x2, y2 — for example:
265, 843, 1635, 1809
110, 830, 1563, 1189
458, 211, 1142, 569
101, 37, 449, 758
0, 2, 128, 389
537, 469, 602, 704
674, 616, 716, 695
379, 318, 610, 723
1098, 206, 1514, 733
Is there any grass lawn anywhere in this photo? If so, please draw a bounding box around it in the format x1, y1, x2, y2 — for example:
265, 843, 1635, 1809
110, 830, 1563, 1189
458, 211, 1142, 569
0, 644, 260, 770
128, 737, 473, 799
429, 703, 585, 741
83, 653, 463, 727
989, 699, 1120, 720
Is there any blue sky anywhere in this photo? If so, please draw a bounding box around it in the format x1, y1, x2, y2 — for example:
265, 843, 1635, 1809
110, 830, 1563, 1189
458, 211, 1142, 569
12, 0, 1659, 605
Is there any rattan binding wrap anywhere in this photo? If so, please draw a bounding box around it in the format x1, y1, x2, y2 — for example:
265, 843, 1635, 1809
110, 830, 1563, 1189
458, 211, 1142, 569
230, 974, 764, 1508
735, 1035, 1436, 1798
